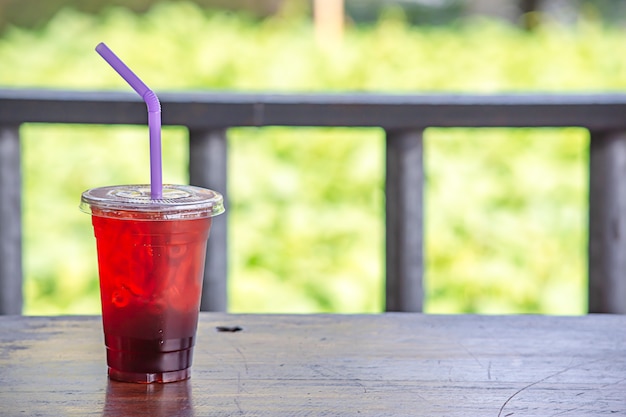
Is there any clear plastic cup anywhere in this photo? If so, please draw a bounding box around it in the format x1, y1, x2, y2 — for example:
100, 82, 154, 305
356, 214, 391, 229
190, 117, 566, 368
80, 184, 224, 383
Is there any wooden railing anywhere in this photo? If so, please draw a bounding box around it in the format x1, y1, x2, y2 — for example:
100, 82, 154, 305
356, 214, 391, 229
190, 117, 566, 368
2, 89, 626, 315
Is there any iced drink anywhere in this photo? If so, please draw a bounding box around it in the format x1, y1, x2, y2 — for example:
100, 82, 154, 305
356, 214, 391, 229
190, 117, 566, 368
80, 184, 224, 383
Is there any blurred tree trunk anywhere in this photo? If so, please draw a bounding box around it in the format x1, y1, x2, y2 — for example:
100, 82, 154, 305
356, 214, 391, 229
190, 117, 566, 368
519, 0, 542, 30
314, 0, 344, 48
519, 0, 541, 13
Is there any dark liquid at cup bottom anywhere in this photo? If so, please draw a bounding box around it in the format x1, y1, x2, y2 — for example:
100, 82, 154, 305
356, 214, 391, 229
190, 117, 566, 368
104, 307, 199, 383
106, 339, 193, 383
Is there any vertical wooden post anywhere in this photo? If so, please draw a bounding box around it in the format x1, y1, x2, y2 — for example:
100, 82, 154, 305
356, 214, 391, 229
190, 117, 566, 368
385, 129, 424, 312
588, 130, 626, 313
313, 0, 344, 48
189, 128, 228, 312
0, 126, 22, 315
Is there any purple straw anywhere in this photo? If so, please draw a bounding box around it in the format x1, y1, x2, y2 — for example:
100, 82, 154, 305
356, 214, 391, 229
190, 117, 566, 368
95, 42, 163, 200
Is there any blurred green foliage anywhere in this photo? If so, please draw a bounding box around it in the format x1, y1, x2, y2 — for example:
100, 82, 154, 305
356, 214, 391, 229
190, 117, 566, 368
1, 3, 622, 314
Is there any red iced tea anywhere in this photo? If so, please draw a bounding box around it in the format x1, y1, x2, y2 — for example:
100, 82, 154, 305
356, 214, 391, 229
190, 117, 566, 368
92, 212, 212, 383
82, 184, 224, 384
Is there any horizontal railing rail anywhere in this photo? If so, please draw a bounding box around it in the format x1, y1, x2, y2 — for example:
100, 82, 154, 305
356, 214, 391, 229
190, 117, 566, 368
1, 89, 625, 314
4, 89, 626, 128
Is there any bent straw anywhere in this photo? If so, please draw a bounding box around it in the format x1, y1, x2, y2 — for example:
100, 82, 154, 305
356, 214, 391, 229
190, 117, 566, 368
95, 42, 163, 199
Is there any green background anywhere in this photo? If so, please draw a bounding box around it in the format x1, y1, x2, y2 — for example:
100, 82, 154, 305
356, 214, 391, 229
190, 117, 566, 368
1, 2, 621, 314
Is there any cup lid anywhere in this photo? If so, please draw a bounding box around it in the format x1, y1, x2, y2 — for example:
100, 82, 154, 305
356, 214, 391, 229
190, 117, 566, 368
80, 184, 225, 220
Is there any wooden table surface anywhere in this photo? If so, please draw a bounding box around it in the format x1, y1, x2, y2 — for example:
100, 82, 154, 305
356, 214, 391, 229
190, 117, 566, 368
0, 313, 625, 416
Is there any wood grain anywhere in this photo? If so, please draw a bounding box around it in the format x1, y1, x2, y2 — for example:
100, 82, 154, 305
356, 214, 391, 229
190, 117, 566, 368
1, 313, 625, 416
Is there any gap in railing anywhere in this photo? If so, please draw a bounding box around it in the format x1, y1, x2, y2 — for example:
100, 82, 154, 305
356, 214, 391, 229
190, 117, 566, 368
423, 126, 589, 315
226, 126, 385, 314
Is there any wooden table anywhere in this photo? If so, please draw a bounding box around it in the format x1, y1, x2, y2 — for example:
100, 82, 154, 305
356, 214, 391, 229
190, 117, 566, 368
1, 313, 625, 416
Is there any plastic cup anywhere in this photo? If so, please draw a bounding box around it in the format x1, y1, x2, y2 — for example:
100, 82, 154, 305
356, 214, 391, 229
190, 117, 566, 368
80, 184, 224, 383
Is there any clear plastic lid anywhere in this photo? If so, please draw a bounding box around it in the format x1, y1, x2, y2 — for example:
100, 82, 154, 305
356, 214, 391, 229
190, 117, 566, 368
80, 184, 225, 220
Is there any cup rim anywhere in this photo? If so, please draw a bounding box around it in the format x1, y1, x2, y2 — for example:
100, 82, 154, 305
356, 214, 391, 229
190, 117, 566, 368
80, 184, 225, 220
